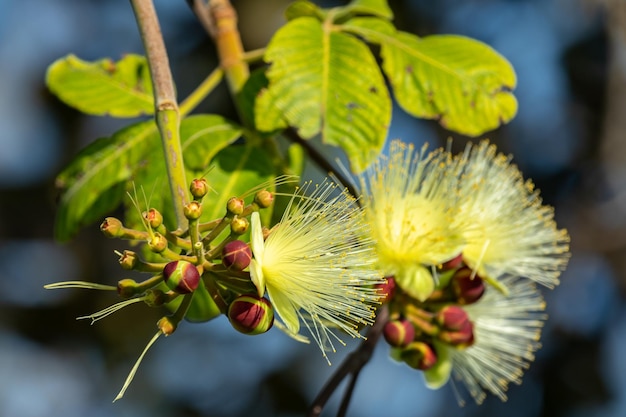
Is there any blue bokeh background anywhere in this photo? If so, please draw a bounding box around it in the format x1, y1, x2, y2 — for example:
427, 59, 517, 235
0, 1, 622, 416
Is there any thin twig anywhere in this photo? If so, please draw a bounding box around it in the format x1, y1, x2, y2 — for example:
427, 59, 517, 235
308, 305, 389, 417
284, 128, 360, 199
186, 0, 216, 38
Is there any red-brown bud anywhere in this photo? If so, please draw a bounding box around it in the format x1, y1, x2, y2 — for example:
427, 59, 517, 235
222, 240, 252, 271
436, 305, 470, 331
163, 261, 200, 294
440, 253, 464, 271
383, 319, 414, 348
228, 294, 274, 335
439, 320, 475, 347
375, 276, 396, 303
452, 268, 485, 305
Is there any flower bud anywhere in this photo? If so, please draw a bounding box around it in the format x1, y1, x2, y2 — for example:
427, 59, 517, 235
400, 342, 438, 370
184, 201, 202, 220
230, 217, 249, 235
118, 250, 138, 270
158, 316, 177, 336
440, 253, 464, 271
375, 276, 396, 303
117, 278, 139, 298
254, 190, 274, 208
227, 197, 245, 215
439, 320, 475, 347
228, 294, 274, 335
436, 305, 470, 331
163, 261, 200, 294
101, 217, 124, 238
452, 268, 485, 304
143, 208, 163, 229
148, 232, 168, 253
222, 240, 252, 271
383, 319, 414, 348
190, 178, 209, 199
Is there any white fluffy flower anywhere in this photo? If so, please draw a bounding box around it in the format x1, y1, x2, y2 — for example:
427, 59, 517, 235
249, 180, 384, 361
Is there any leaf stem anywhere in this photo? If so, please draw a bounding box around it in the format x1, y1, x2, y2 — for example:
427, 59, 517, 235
179, 66, 224, 116
131, 0, 189, 231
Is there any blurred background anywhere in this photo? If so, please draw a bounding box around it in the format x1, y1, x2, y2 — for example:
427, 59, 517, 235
0, 0, 623, 416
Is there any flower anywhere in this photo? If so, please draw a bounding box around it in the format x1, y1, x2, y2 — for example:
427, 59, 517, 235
453, 141, 570, 288
440, 276, 546, 404
249, 180, 384, 361
358, 140, 465, 301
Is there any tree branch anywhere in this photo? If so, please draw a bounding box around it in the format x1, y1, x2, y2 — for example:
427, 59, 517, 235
308, 305, 389, 417
131, 0, 189, 231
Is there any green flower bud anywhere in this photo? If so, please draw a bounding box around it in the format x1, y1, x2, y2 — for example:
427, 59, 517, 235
163, 261, 200, 294
148, 232, 168, 253
184, 201, 202, 220
228, 294, 274, 335
400, 341, 438, 370
117, 278, 139, 298
222, 240, 252, 271
101, 217, 123, 238
254, 190, 274, 208
143, 208, 163, 229
230, 217, 249, 235
190, 178, 209, 199
383, 319, 414, 348
452, 267, 485, 305
118, 250, 138, 270
375, 276, 396, 303
227, 197, 244, 215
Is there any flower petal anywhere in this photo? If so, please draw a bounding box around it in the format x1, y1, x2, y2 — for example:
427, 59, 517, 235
267, 284, 301, 335
249, 259, 265, 297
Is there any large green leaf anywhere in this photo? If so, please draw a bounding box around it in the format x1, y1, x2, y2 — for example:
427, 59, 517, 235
285, 0, 324, 21
181, 114, 243, 171
238, 69, 287, 134
55, 121, 158, 241
256, 17, 391, 172
46, 54, 154, 117
343, 18, 517, 136
341, 0, 393, 19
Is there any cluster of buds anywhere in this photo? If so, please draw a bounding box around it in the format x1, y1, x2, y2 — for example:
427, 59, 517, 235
48, 177, 286, 400
380, 255, 485, 371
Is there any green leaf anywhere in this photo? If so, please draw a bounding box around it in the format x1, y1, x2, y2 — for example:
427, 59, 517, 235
46, 54, 154, 117
257, 17, 391, 172
55, 121, 158, 241
239, 69, 287, 134
199, 144, 276, 223
342, 0, 393, 19
181, 114, 243, 171
343, 18, 517, 136
423, 342, 452, 389
285, 0, 324, 21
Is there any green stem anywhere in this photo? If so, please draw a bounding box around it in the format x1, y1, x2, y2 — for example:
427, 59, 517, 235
131, 0, 189, 231
179, 66, 224, 116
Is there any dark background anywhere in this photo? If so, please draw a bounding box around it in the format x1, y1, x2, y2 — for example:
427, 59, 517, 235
0, 1, 623, 416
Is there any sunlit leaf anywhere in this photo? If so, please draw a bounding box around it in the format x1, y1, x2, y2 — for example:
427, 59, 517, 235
285, 0, 324, 21
343, 18, 517, 136
46, 54, 154, 117
55, 121, 158, 241
239, 69, 287, 134
341, 0, 393, 19
181, 114, 243, 171
257, 17, 391, 172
